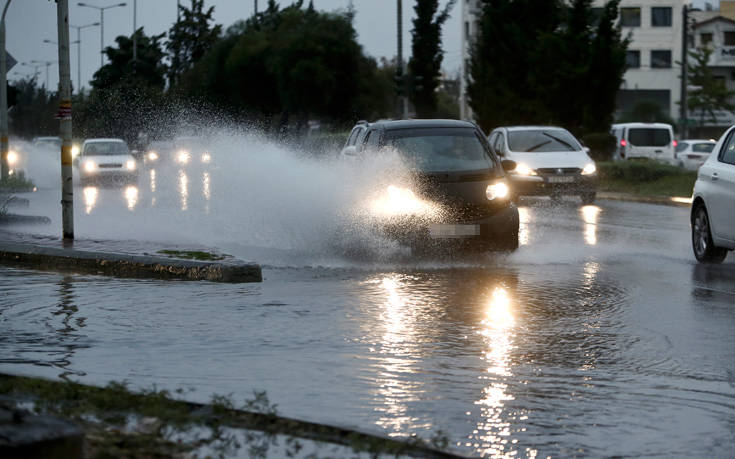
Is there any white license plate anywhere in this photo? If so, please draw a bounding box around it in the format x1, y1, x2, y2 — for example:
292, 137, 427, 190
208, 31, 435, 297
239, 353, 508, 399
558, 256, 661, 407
429, 224, 480, 238
547, 176, 575, 183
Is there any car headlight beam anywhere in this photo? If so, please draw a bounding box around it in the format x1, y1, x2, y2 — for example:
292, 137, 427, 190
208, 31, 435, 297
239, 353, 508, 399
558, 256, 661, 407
84, 160, 97, 173
126, 159, 136, 171
6, 150, 18, 166
177, 150, 190, 164
147, 151, 159, 161
582, 163, 597, 175
201, 152, 211, 163
486, 181, 510, 201
513, 163, 537, 176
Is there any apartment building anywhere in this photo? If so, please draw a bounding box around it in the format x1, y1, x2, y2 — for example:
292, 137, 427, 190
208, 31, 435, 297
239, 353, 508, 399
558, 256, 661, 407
459, 1, 686, 124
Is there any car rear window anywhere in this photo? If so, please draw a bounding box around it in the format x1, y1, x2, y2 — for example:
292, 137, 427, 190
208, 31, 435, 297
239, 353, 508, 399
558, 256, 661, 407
692, 143, 714, 153
675, 142, 688, 153
384, 127, 497, 173
507, 129, 581, 152
628, 128, 671, 147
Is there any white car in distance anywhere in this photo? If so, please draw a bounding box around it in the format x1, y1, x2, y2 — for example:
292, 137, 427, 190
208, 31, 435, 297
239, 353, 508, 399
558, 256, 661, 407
675, 139, 716, 170
691, 127, 735, 263
77, 138, 138, 184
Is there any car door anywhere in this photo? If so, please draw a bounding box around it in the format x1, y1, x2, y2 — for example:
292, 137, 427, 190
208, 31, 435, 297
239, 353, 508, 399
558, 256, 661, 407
707, 131, 735, 242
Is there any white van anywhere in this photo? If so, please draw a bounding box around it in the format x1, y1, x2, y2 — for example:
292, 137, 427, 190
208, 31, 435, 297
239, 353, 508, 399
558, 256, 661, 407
611, 123, 676, 163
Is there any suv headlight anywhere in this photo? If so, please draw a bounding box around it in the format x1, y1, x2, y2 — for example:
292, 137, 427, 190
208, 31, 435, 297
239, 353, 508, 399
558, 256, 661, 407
126, 159, 136, 170
486, 181, 510, 200
513, 163, 537, 176
84, 160, 97, 173
7, 150, 18, 165
581, 163, 596, 175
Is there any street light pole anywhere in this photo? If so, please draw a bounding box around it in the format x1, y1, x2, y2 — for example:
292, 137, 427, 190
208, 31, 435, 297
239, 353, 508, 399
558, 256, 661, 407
1, 0, 12, 182
132, 0, 136, 67
57, 0, 74, 240
31, 60, 55, 90
70, 23, 98, 94
78, 3, 126, 68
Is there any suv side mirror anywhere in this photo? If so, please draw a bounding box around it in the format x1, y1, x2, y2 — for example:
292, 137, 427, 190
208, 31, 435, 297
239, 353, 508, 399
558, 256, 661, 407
501, 159, 517, 172
341, 145, 358, 158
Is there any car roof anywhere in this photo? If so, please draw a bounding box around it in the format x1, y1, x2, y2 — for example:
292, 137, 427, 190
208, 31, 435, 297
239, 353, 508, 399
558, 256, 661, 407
499, 126, 569, 132
369, 119, 477, 130
83, 138, 126, 144
611, 122, 673, 129
681, 139, 716, 143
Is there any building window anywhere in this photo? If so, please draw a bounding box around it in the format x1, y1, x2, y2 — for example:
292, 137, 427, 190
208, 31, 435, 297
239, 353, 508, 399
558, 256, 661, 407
725, 31, 735, 46
620, 7, 641, 27
626, 50, 641, 68
651, 7, 672, 27
701, 33, 713, 45
651, 50, 672, 68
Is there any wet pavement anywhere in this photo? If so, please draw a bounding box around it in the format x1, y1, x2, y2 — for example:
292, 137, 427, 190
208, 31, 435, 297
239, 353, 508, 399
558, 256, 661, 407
1, 158, 735, 457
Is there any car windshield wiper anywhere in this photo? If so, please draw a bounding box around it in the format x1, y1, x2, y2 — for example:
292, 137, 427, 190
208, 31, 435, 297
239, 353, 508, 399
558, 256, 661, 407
542, 132, 575, 151
526, 140, 551, 152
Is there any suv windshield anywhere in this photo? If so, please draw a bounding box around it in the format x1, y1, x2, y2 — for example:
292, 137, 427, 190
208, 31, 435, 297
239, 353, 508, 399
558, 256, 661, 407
384, 127, 496, 173
84, 142, 129, 156
628, 128, 671, 147
508, 129, 581, 152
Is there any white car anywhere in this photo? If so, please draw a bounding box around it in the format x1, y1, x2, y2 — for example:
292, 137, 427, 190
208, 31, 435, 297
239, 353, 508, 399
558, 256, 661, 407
611, 122, 676, 164
675, 139, 716, 170
487, 126, 598, 204
691, 127, 735, 263
77, 138, 138, 184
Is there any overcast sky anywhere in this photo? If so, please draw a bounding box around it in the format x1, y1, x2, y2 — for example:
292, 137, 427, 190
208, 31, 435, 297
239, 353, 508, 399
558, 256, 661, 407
6, 0, 462, 91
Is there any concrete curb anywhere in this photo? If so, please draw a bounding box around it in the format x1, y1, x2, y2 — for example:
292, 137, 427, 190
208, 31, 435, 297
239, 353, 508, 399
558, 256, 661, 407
0, 242, 262, 283
597, 191, 691, 208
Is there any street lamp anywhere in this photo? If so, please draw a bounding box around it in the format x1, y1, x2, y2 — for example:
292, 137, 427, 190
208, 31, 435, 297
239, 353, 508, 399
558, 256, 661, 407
30, 59, 57, 90
77, 2, 126, 68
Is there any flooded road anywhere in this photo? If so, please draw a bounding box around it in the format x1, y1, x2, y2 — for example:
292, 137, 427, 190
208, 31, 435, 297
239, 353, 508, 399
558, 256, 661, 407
2, 154, 735, 457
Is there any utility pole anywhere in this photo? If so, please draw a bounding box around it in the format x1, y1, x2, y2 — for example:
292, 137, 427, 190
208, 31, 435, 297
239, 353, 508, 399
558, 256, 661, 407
396, 0, 407, 119
0, 0, 12, 181
78, 3, 127, 69
132, 0, 137, 68
57, 0, 74, 240
680, 4, 689, 139
254, 0, 258, 15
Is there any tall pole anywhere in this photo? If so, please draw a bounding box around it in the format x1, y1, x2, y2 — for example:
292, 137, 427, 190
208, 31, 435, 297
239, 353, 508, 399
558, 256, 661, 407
396, 0, 402, 119
76, 27, 81, 92
57, 0, 74, 240
254, 0, 258, 14
0, 0, 11, 181
680, 4, 689, 139
100, 9, 104, 67
132, 0, 136, 66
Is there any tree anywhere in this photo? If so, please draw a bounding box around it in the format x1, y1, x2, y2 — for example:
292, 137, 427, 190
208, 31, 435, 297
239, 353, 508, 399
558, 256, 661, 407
686, 46, 735, 125
407, 0, 457, 117
8, 77, 58, 138
167, 0, 222, 87
91, 29, 167, 90
467, 0, 628, 135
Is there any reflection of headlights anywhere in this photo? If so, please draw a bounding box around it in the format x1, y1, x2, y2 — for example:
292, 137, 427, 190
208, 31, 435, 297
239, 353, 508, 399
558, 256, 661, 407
177, 150, 190, 164
581, 163, 597, 175
7, 150, 18, 165
71, 145, 80, 158
513, 163, 537, 176
84, 161, 97, 173
486, 181, 510, 200
147, 151, 159, 161
201, 152, 211, 163
126, 160, 136, 171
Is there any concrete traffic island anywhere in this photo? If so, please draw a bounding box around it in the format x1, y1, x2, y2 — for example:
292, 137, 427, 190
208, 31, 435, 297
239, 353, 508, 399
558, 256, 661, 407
0, 242, 262, 283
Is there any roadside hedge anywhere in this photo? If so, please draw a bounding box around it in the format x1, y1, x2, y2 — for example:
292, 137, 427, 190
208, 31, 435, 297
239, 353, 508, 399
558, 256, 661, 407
581, 132, 617, 162
597, 161, 694, 182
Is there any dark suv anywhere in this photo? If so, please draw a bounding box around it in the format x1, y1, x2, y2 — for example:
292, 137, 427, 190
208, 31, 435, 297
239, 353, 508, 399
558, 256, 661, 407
348, 119, 519, 251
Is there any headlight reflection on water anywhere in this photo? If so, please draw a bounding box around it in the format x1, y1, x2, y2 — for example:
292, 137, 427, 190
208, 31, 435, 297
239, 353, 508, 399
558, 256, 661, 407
580, 205, 600, 246
125, 186, 138, 211
83, 186, 98, 214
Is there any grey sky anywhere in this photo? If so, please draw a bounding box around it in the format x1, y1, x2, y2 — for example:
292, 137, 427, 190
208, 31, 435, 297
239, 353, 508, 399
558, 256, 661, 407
6, 0, 462, 91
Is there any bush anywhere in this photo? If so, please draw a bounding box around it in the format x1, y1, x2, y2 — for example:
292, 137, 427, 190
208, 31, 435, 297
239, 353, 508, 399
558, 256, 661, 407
597, 161, 691, 182
0, 170, 35, 192
580, 132, 617, 162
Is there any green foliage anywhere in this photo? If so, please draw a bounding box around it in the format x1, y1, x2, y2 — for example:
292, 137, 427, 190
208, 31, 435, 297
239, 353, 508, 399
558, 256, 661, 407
580, 132, 617, 161
686, 46, 735, 125
597, 161, 697, 197
408, 0, 457, 117
0, 170, 35, 192
468, 0, 628, 135
91, 30, 167, 91
167, 0, 222, 87
7, 77, 58, 139
598, 160, 692, 181
618, 99, 675, 125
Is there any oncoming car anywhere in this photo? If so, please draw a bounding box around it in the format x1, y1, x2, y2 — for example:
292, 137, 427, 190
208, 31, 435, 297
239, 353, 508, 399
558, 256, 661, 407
144, 140, 174, 165
77, 138, 138, 184
488, 126, 598, 204
350, 119, 519, 252
174, 136, 212, 166
691, 127, 735, 263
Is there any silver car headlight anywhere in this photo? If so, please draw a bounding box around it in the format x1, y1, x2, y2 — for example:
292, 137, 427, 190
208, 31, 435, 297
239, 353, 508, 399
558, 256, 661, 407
126, 159, 136, 171
84, 160, 97, 173
581, 163, 596, 175
486, 181, 510, 200
6, 150, 18, 166
513, 163, 537, 176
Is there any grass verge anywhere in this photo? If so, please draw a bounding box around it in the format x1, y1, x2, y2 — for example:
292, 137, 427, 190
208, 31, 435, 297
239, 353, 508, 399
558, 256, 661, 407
0, 373, 456, 458
597, 161, 697, 197
0, 171, 35, 193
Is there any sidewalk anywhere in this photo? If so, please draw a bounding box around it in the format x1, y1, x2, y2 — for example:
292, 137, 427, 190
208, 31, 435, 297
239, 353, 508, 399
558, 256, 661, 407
597, 191, 692, 208
0, 231, 262, 283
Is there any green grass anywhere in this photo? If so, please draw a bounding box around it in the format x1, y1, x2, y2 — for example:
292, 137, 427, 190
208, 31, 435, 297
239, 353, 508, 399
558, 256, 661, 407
597, 161, 697, 197
0, 170, 35, 192
156, 249, 231, 261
